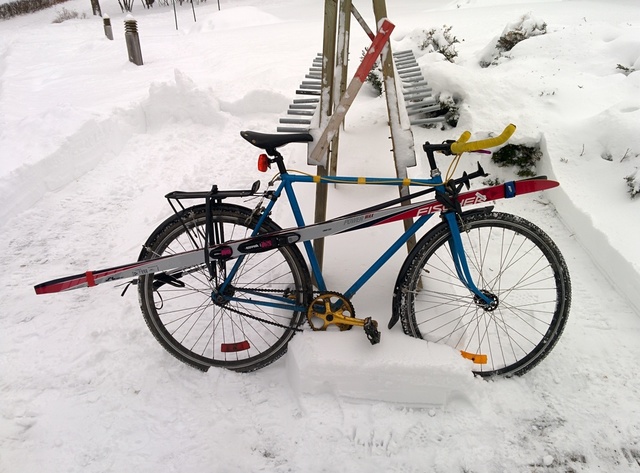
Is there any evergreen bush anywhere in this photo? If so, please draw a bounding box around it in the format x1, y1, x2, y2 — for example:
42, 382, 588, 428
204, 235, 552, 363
52, 7, 86, 22
416, 93, 460, 129
625, 173, 639, 199
1, 0, 68, 20
616, 64, 636, 76
418, 25, 460, 63
491, 144, 542, 177
362, 49, 383, 96
480, 13, 547, 67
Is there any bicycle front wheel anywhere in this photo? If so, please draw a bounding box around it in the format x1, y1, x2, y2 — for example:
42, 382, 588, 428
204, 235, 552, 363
393, 211, 571, 377
137, 203, 312, 372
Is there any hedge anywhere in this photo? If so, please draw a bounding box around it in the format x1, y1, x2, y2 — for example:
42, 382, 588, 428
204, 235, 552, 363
1, 0, 70, 20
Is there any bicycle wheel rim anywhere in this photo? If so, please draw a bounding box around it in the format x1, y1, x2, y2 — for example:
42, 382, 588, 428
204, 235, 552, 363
401, 212, 570, 377
138, 206, 310, 371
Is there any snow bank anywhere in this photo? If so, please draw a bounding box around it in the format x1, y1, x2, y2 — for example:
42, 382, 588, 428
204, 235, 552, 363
0, 70, 224, 231
287, 330, 479, 406
187, 6, 282, 34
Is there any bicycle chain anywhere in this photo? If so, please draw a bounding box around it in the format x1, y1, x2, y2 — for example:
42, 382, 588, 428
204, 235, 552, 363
218, 286, 318, 333
224, 287, 380, 345
218, 303, 304, 332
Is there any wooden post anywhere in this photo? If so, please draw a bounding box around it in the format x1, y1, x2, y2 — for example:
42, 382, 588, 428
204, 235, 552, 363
372, 0, 418, 252
351, 3, 374, 40
308, 19, 395, 166
329, 0, 352, 178
310, 0, 418, 274
312, 0, 339, 275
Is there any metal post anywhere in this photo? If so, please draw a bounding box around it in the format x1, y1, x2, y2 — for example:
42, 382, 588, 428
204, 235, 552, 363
103, 14, 113, 40
124, 16, 143, 66
172, 0, 178, 30
91, 0, 102, 16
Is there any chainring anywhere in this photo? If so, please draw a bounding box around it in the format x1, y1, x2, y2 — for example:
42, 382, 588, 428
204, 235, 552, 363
307, 291, 355, 331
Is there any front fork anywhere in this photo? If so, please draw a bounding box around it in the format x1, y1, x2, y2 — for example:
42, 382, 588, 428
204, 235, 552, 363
443, 211, 495, 307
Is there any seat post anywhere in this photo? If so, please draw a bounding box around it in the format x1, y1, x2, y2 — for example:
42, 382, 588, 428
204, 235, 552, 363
269, 149, 288, 175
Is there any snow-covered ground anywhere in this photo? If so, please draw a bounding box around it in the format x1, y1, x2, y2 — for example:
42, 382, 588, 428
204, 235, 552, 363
2, 0, 640, 471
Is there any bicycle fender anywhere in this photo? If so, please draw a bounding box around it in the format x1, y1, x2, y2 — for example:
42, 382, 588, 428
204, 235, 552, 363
388, 206, 494, 330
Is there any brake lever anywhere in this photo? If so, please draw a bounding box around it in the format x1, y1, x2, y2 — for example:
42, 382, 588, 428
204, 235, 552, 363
453, 162, 489, 192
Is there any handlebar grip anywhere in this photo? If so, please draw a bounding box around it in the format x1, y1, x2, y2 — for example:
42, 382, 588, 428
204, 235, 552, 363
450, 124, 516, 154
455, 130, 471, 145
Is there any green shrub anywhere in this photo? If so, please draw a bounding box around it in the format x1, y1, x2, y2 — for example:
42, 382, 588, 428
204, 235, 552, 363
416, 93, 460, 129
362, 49, 383, 96
483, 177, 503, 186
418, 25, 460, 63
366, 68, 383, 96
496, 23, 546, 52
1, 0, 68, 20
480, 13, 547, 67
491, 144, 542, 177
616, 64, 636, 76
625, 173, 639, 199
438, 93, 460, 128
52, 7, 86, 22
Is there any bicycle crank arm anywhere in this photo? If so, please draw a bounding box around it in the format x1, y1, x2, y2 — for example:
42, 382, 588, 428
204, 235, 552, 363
332, 313, 369, 327
312, 311, 381, 345
331, 314, 381, 345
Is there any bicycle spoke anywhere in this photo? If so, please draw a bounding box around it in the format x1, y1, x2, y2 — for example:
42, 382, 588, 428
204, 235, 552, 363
138, 204, 311, 372
395, 211, 570, 377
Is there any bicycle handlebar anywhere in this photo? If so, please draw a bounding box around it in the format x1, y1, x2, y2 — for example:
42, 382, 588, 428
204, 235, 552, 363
449, 124, 516, 155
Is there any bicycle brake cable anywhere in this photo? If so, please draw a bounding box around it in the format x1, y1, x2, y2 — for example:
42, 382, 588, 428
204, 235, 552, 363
444, 153, 464, 185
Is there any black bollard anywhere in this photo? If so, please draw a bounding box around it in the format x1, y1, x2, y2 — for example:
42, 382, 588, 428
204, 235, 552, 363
124, 16, 143, 66
103, 14, 113, 40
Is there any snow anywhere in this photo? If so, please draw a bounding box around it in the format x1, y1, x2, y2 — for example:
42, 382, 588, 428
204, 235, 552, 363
2, 0, 640, 471
288, 330, 478, 405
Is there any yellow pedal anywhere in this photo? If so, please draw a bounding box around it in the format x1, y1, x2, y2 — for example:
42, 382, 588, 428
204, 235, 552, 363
460, 351, 488, 364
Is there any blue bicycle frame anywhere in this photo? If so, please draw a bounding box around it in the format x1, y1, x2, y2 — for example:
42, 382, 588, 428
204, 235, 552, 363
217, 169, 494, 312
37, 154, 538, 303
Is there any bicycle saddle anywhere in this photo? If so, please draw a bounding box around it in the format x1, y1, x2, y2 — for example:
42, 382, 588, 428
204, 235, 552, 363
241, 131, 313, 152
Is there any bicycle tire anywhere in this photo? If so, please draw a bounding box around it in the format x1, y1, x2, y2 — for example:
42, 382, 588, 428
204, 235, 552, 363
392, 211, 571, 378
137, 203, 312, 372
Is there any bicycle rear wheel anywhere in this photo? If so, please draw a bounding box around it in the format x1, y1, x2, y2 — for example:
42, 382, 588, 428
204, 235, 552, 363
393, 211, 571, 377
137, 203, 312, 372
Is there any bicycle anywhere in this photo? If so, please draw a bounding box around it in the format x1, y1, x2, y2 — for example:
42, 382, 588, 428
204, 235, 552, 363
34, 124, 571, 378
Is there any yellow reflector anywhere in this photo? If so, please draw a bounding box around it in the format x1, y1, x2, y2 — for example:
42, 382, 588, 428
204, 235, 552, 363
460, 351, 488, 364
